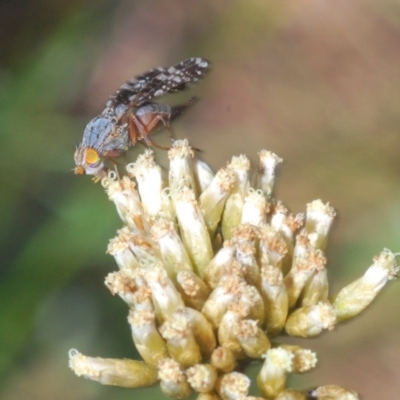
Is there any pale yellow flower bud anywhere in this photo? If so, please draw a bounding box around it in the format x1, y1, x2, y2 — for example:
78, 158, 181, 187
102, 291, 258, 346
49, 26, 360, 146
228, 155, 251, 186
197, 393, 220, 400
258, 223, 288, 270
158, 358, 192, 399
184, 307, 217, 359
239, 283, 265, 326
102, 174, 145, 231
218, 302, 248, 358
168, 139, 197, 195
126, 149, 165, 217
257, 348, 293, 399
275, 389, 308, 399
107, 268, 154, 311
127, 231, 162, 267
279, 344, 317, 373
300, 264, 329, 307
305, 200, 336, 251
173, 187, 214, 277
176, 270, 211, 311
144, 266, 185, 322
107, 229, 139, 270
285, 302, 336, 337
221, 155, 251, 239
241, 188, 269, 227
234, 319, 271, 358
199, 167, 235, 237
333, 248, 399, 322
270, 201, 304, 250
202, 275, 245, 328
310, 384, 359, 399
186, 364, 218, 393
192, 156, 215, 193
128, 309, 168, 367
235, 241, 261, 291
253, 150, 282, 198
104, 270, 137, 307
159, 310, 202, 368
246, 397, 270, 400
260, 264, 288, 336
130, 285, 154, 312
211, 347, 237, 373
151, 217, 193, 281
284, 257, 314, 308
68, 349, 157, 388
231, 223, 259, 245
218, 371, 251, 400
203, 242, 237, 289
285, 238, 326, 308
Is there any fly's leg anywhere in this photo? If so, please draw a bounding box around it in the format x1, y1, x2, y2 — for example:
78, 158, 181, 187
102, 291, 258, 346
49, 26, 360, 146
129, 112, 173, 150
142, 134, 172, 150
128, 96, 201, 151
103, 149, 123, 179
128, 114, 140, 147
163, 119, 174, 143
142, 113, 173, 150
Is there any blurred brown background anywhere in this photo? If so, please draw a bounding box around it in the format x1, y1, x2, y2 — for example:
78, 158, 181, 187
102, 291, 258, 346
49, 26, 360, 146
1, 0, 400, 399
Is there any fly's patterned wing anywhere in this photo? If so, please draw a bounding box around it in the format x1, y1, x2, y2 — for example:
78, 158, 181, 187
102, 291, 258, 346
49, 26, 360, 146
106, 57, 210, 111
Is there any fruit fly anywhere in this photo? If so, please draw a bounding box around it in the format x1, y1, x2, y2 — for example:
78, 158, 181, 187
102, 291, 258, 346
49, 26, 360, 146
74, 57, 210, 179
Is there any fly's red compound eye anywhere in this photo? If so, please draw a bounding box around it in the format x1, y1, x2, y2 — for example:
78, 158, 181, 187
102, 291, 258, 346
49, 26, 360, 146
85, 148, 100, 167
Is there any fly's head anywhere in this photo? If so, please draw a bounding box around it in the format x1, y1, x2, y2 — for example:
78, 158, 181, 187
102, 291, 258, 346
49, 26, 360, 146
74, 146, 105, 178
74, 115, 119, 179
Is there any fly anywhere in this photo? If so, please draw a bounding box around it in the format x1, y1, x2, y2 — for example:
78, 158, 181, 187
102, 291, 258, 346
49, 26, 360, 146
74, 57, 210, 179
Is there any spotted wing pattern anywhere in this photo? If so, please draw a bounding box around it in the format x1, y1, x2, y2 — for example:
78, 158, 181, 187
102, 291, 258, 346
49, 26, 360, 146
106, 57, 210, 111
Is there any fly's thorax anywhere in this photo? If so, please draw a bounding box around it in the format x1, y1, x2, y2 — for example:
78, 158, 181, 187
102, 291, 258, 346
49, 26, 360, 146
82, 115, 115, 148
114, 103, 129, 117
74, 146, 105, 176
82, 114, 129, 154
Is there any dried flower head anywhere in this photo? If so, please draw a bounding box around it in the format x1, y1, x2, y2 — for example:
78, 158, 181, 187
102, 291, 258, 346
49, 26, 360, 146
69, 139, 398, 399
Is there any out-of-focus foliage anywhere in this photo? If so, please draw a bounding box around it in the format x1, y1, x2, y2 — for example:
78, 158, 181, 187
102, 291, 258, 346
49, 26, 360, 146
1, 1, 400, 399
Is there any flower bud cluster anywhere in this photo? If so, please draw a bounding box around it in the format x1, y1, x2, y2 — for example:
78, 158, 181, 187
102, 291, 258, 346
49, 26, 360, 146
69, 140, 398, 399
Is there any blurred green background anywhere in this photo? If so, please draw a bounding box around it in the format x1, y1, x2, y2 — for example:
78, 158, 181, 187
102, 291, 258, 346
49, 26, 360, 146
1, 1, 400, 399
